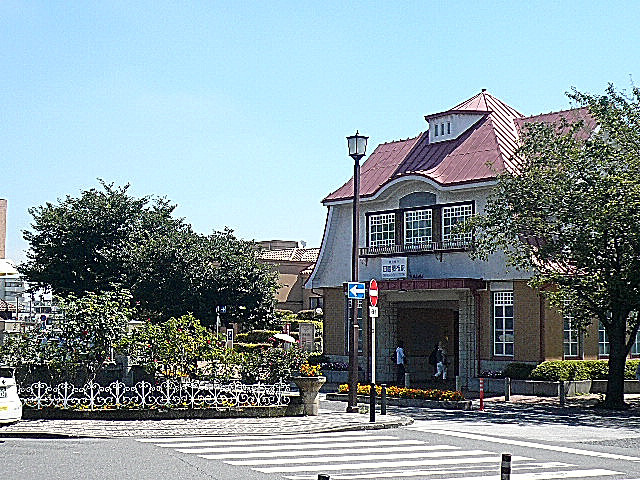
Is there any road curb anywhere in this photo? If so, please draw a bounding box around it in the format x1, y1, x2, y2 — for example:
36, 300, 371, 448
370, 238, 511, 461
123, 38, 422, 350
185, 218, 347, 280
0, 415, 413, 439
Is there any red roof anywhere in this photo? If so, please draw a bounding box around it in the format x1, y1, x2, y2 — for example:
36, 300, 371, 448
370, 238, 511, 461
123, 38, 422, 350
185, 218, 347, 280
515, 107, 595, 140
324, 91, 592, 204
260, 247, 320, 263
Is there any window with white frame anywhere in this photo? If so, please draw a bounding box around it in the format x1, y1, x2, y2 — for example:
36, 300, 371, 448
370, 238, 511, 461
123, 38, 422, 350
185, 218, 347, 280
369, 213, 395, 248
404, 209, 432, 246
598, 321, 609, 356
494, 291, 514, 356
631, 330, 640, 355
563, 309, 580, 358
442, 204, 473, 246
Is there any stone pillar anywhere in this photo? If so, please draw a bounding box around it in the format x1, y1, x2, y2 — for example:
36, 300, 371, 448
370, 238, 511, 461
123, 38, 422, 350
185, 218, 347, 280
457, 291, 478, 387
0, 199, 6, 259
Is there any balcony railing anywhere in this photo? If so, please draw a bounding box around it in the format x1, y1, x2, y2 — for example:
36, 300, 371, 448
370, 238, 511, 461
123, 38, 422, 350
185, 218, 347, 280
360, 239, 471, 257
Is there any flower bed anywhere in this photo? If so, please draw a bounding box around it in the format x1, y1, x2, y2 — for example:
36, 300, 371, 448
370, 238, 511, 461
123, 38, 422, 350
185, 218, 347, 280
338, 383, 465, 401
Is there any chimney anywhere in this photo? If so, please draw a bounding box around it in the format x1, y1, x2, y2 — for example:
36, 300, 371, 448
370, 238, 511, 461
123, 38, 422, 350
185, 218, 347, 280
0, 199, 6, 258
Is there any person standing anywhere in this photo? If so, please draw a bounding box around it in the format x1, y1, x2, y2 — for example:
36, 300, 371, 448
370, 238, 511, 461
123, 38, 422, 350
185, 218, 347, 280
434, 342, 448, 380
395, 340, 406, 385
428, 343, 439, 376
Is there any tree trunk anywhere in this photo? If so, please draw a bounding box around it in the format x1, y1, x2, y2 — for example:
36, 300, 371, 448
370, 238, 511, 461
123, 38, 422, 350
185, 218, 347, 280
604, 321, 628, 409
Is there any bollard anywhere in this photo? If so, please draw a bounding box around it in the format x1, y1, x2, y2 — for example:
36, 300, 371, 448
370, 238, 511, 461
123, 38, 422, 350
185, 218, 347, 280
455, 375, 462, 392
381, 383, 387, 415
404, 372, 410, 388
369, 383, 376, 423
559, 380, 566, 407
500, 453, 511, 480
479, 377, 485, 411
504, 377, 511, 402
318, 475, 331, 480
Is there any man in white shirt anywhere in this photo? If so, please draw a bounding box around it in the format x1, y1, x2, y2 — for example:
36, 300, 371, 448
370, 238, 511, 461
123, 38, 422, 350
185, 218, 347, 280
396, 341, 406, 385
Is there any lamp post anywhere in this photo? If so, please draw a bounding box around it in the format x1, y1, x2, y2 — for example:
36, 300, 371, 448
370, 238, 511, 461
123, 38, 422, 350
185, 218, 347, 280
346, 130, 368, 413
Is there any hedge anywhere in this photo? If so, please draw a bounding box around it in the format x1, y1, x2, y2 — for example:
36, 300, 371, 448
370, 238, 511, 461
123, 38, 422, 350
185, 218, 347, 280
529, 359, 640, 381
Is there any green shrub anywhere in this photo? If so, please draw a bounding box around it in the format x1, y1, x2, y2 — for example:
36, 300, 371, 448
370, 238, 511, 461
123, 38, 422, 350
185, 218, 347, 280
236, 330, 280, 344
625, 359, 640, 379
530, 359, 639, 381
234, 342, 271, 353
502, 362, 537, 379
530, 360, 590, 381
307, 352, 328, 365
586, 361, 609, 379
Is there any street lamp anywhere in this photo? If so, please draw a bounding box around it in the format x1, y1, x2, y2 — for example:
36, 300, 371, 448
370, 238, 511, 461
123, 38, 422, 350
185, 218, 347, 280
346, 130, 368, 413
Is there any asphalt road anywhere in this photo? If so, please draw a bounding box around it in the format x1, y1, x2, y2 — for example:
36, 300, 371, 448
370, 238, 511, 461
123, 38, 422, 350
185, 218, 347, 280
4, 415, 640, 480
4, 395, 640, 480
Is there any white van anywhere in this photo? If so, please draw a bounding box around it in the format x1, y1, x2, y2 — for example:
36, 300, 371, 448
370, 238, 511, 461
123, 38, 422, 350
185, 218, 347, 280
0, 366, 22, 423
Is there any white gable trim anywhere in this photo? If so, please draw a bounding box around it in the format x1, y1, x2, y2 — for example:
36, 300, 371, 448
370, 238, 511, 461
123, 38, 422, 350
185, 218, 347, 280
305, 206, 333, 289
324, 175, 497, 206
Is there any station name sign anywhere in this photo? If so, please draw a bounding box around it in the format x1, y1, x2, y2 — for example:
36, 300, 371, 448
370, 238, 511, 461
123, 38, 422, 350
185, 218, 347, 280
381, 257, 407, 280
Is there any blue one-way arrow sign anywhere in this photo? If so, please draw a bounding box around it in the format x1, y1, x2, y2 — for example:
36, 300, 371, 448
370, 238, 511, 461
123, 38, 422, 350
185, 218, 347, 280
347, 282, 366, 299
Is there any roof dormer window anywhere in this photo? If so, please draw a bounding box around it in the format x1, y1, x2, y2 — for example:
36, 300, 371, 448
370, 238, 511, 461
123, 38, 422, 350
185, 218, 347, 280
447, 122, 451, 134
434, 124, 439, 137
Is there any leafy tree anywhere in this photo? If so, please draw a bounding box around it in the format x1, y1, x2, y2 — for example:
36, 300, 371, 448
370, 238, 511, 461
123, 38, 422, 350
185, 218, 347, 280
472, 84, 640, 409
20, 181, 279, 329
20, 180, 182, 297
117, 314, 227, 378
0, 289, 133, 382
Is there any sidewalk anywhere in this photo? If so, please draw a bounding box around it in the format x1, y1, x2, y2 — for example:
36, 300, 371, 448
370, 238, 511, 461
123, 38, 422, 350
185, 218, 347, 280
0, 396, 412, 439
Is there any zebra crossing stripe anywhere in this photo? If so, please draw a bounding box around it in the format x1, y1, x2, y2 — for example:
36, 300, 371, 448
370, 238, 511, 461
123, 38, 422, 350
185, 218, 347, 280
228, 449, 495, 466
282, 462, 577, 480
184, 439, 425, 454
196, 444, 458, 460
254, 455, 533, 474
136, 430, 380, 443
407, 425, 640, 462
288, 468, 622, 480
153, 433, 400, 449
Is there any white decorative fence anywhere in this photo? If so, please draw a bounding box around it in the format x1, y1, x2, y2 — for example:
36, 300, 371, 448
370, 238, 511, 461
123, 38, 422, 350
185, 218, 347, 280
18, 380, 291, 410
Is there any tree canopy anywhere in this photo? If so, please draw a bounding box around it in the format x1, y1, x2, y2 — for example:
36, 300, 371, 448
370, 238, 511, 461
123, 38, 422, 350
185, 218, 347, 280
473, 84, 640, 409
20, 181, 279, 329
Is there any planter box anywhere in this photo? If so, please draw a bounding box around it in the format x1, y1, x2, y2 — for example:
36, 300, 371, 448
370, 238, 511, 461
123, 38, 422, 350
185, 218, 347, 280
326, 393, 472, 410
323, 370, 348, 385
468, 378, 592, 397
590, 380, 640, 394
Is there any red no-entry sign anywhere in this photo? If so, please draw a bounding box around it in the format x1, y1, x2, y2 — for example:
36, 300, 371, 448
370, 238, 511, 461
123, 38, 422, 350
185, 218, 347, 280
369, 279, 378, 307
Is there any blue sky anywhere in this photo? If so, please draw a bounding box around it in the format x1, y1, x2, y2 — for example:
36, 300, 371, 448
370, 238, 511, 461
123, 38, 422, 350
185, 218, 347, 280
2, 1, 639, 261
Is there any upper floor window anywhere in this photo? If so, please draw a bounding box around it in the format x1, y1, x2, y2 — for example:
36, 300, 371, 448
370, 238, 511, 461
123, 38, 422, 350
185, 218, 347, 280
631, 330, 640, 355
494, 291, 514, 356
434, 124, 439, 137
404, 209, 432, 246
369, 213, 395, 248
563, 308, 580, 358
442, 204, 473, 246
447, 121, 451, 134
598, 321, 609, 356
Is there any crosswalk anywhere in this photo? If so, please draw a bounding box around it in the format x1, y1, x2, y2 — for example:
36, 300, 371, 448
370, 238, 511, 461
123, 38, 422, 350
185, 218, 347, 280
137, 430, 624, 479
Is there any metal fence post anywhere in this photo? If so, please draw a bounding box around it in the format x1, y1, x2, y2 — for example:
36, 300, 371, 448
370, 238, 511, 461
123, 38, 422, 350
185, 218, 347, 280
504, 377, 511, 402
381, 383, 387, 415
501, 453, 511, 480
318, 475, 331, 480
369, 383, 376, 423
479, 377, 485, 411
559, 380, 566, 407
455, 375, 462, 392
